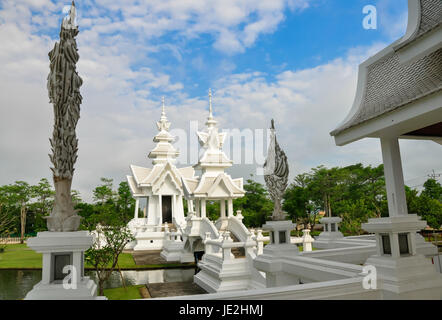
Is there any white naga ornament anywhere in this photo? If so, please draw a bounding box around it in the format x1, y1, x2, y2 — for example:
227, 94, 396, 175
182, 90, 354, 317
45, 1, 82, 231
263, 119, 289, 221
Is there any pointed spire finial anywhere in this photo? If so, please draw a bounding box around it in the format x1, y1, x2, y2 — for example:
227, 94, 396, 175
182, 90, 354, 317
208, 88, 213, 119
161, 96, 165, 116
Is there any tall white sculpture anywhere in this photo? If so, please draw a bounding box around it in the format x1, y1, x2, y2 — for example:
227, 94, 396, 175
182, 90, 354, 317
263, 119, 289, 221
25, 2, 100, 300
45, 0, 83, 232
255, 119, 299, 288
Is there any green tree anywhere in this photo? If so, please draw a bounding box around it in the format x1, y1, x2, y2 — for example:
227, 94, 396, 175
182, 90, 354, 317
93, 178, 115, 205
29, 178, 55, 232
5, 182, 32, 243
85, 221, 134, 296
283, 180, 318, 230
234, 178, 273, 227
116, 181, 135, 223
422, 179, 442, 202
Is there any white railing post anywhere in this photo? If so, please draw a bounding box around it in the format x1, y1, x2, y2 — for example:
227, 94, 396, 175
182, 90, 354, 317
302, 229, 315, 252
222, 231, 233, 260
256, 229, 265, 255
235, 210, 244, 221
204, 232, 213, 254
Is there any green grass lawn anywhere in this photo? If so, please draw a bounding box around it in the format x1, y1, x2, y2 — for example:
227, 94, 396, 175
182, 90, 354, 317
103, 284, 144, 300
0, 243, 191, 270
0, 244, 42, 268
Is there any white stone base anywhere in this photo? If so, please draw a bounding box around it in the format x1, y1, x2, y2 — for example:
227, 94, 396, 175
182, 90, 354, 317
180, 251, 196, 263
366, 254, 442, 299
160, 240, 185, 262
24, 231, 104, 300
362, 215, 442, 299
25, 277, 104, 300
314, 217, 344, 249
254, 220, 300, 288
194, 254, 253, 293
124, 240, 137, 250
133, 231, 165, 251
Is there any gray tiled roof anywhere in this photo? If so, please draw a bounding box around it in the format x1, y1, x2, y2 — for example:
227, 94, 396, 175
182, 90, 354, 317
331, 0, 442, 136
417, 0, 442, 36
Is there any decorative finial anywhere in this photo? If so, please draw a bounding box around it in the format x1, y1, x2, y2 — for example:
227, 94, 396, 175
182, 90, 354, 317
271, 119, 275, 130
161, 96, 165, 116
208, 88, 213, 119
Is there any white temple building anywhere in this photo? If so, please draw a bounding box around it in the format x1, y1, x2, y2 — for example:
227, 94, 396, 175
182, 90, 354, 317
126, 98, 196, 250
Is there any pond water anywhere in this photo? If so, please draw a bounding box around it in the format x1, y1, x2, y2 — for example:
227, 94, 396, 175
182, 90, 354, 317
0, 268, 195, 300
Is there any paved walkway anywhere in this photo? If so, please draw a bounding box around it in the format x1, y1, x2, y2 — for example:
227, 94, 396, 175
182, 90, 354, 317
146, 282, 206, 298
128, 250, 194, 266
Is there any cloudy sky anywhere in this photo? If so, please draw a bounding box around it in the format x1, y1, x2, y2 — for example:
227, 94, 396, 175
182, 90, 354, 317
0, 0, 441, 201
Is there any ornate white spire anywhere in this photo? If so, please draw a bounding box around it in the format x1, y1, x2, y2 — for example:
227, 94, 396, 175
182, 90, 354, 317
209, 88, 213, 119
149, 97, 178, 164
196, 89, 231, 171
206, 88, 217, 127
157, 96, 171, 132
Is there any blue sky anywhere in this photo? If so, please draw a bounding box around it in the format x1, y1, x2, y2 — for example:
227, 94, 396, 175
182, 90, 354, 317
1, 0, 440, 201
21, 0, 409, 99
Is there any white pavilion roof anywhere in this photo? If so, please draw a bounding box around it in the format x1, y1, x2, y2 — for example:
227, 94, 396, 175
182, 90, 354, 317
128, 162, 195, 195
182, 173, 244, 199
331, 0, 442, 138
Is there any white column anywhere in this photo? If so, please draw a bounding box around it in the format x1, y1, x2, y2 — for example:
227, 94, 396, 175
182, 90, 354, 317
227, 199, 233, 217
195, 199, 200, 217
201, 199, 207, 218
220, 199, 226, 218
188, 199, 194, 214
158, 194, 162, 225
42, 253, 51, 284
172, 194, 176, 221
134, 198, 139, 219
380, 137, 408, 217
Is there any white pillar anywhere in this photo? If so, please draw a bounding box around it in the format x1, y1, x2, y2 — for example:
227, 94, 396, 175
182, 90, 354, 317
188, 199, 194, 214
201, 199, 207, 218
172, 194, 176, 221
41, 253, 51, 284
220, 199, 226, 218
380, 137, 408, 217
227, 199, 233, 217
158, 194, 162, 225
134, 198, 139, 219
195, 199, 200, 217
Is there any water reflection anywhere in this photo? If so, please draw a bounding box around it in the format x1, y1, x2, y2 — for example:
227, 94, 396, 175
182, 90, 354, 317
0, 270, 42, 300
0, 268, 195, 300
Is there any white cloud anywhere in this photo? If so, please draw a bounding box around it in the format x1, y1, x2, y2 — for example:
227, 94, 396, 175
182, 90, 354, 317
1, 0, 441, 203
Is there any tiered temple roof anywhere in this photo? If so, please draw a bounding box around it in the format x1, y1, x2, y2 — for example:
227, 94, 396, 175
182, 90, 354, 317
182, 90, 245, 199
127, 98, 195, 196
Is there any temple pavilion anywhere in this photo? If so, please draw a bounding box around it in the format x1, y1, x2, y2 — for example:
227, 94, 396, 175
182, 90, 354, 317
181, 89, 245, 221
331, 0, 442, 298
126, 98, 196, 250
